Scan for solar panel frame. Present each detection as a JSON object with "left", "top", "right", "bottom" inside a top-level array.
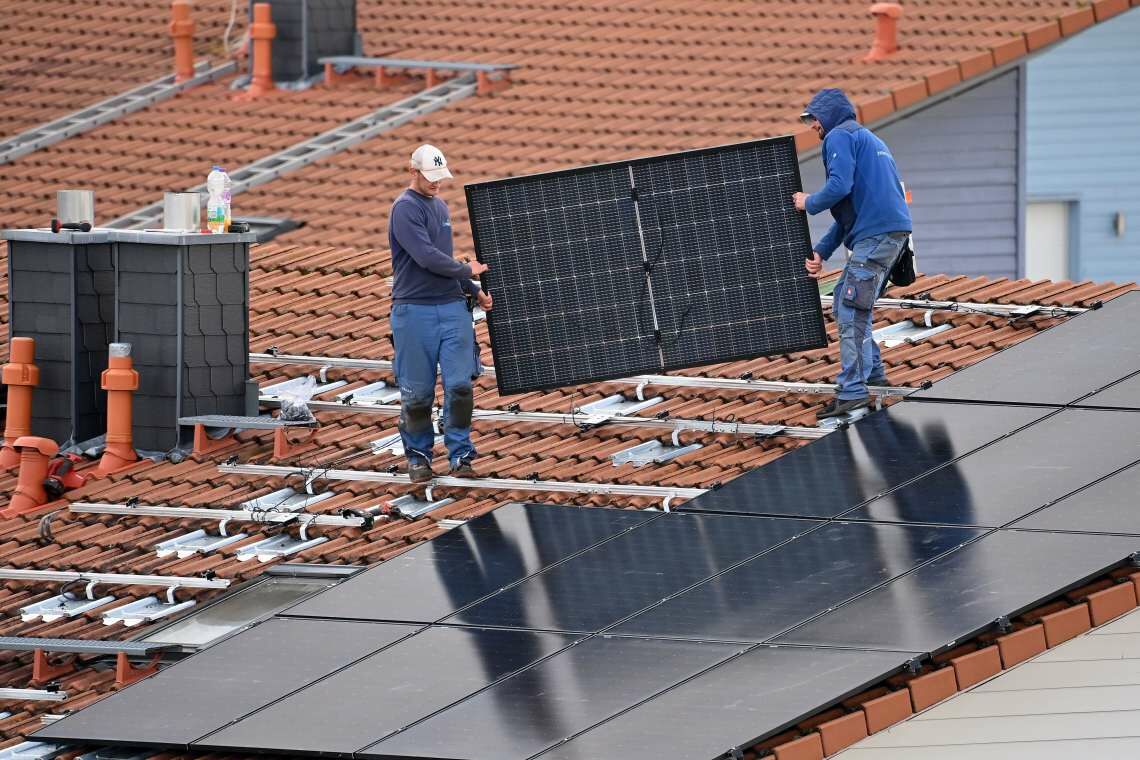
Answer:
[{"left": 466, "top": 136, "right": 827, "bottom": 395}]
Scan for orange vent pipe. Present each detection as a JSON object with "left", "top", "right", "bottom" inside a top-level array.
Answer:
[
  {"left": 1, "top": 337, "right": 39, "bottom": 469},
  {"left": 96, "top": 343, "right": 139, "bottom": 477},
  {"left": 170, "top": 0, "right": 196, "bottom": 82},
  {"left": 864, "top": 3, "right": 903, "bottom": 62},
  {"left": 244, "top": 3, "right": 277, "bottom": 99},
  {"left": 4, "top": 437, "right": 59, "bottom": 518}
]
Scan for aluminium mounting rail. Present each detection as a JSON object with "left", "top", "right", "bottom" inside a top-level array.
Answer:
[
  {"left": 0, "top": 61, "right": 236, "bottom": 165},
  {"left": 218, "top": 463, "right": 707, "bottom": 503},
  {"left": 249, "top": 352, "right": 913, "bottom": 398},
  {"left": 0, "top": 688, "right": 68, "bottom": 703},
  {"left": 69, "top": 502, "right": 371, "bottom": 527},
  {"left": 0, "top": 569, "right": 229, "bottom": 589},
  {"left": 259, "top": 395, "right": 830, "bottom": 440},
  {"left": 819, "top": 294, "right": 1089, "bottom": 317},
  {"left": 107, "top": 74, "right": 478, "bottom": 230}
]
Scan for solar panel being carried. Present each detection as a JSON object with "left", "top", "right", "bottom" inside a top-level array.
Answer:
[{"left": 466, "top": 136, "right": 826, "bottom": 394}]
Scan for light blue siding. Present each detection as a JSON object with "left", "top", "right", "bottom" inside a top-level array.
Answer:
[
  {"left": 1027, "top": 7, "right": 1140, "bottom": 282},
  {"left": 800, "top": 71, "right": 1021, "bottom": 279}
]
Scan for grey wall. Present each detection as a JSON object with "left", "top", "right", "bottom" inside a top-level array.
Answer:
[
  {"left": 1027, "top": 7, "right": 1140, "bottom": 282},
  {"left": 800, "top": 70, "right": 1021, "bottom": 279}
]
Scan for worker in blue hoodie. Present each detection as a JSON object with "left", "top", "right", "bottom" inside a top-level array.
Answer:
[
  {"left": 390, "top": 144, "right": 493, "bottom": 482},
  {"left": 792, "top": 88, "right": 912, "bottom": 419}
]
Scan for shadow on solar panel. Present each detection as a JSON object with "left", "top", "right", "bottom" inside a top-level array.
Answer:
[{"left": 466, "top": 136, "right": 827, "bottom": 395}]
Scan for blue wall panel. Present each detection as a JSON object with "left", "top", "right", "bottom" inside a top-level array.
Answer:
[{"left": 1026, "top": 7, "right": 1140, "bottom": 282}]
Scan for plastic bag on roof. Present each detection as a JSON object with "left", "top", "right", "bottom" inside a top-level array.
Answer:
[{"left": 278, "top": 376, "right": 318, "bottom": 422}]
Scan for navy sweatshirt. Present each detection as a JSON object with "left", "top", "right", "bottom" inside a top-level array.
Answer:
[{"left": 389, "top": 188, "right": 480, "bottom": 304}]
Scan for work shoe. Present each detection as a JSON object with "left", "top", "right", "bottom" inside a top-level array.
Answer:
[
  {"left": 866, "top": 373, "right": 890, "bottom": 387},
  {"left": 449, "top": 458, "right": 476, "bottom": 478},
  {"left": 407, "top": 460, "right": 433, "bottom": 483},
  {"left": 817, "top": 397, "right": 869, "bottom": 420}
]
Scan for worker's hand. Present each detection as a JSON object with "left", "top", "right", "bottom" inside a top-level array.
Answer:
[
  {"left": 477, "top": 290, "right": 493, "bottom": 311},
  {"left": 792, "top": 192, "right": 810, "bottom": 211},
  {"left": 468, "top": 260, "right": 489, "bottom": 276},
  {"left": 804, "top": 251, "right": 824, "bottom": 279}
]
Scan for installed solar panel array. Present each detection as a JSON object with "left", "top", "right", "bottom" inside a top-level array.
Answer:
[
  {"left": 38, "top": 295, "right": 1140, "bottom": 759},
  {"left": 466, "top": 137, "right": 826, "bottom": 394}
]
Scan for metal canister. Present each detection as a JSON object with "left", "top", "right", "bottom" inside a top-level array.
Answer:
[
  {"left": 163, "top": 192, "right": 201, "bottom": 231},
  {"left": 56, "top": 189, "right": 95, "bottom": 226}
]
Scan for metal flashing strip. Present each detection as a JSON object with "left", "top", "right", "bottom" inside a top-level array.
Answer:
[
  {"left": 262, "top": 396, "right": 830, "bottom": 440},
  {"left": 218, "top": 462, "right": 707, "bottom": 504},
  {"left": 249, "top": 352, "right": 912, "bottom": 399},
  {"left": 0, "top": 61, "right": 236, "bottom": 165},
  {"left": 0, "top": 569, "right": 230, "bottom": 589},
  {"left": 70, "top": 501, "right": 369, "bottom": 528},
  {"left": 108, "top": 75, "right": 478, "bottom": 229}
]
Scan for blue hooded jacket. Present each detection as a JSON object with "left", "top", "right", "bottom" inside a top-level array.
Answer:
[{"left": 803, "top": 89, "right": 912, "bottom": 260}]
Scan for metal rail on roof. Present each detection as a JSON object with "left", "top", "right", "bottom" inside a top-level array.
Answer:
[
  {"left": 0, "top": 569, "right": 229, "bottom": 589},
  {"left": 218, "top": 463, "right": 708, "bottom": 504},
  {"left": 0, "top": 688, "right": 68, "bottom": 703},
  {"left": 319, "top": 56, "right": 517, "bottom": 73},
  {"left": 0, "top": 637, "right": 171, "bottom": 656},
  {"left": 249, "top": 352, "right": 914, "bottom": 398},
  {"left": 259, "top": 396, "right": 830, "bottom": 440},
  {"left": 0, "top": 61, "right": 236, "bottom": 166},
  {"left": 108, "top": 74, "right": 478, "bottom": 229},
  {"left": 820, "top": 294, "right": 1089, "bottom": 317},
  {"left": 69, "top": 502, "right": 372, "bottom": 528}
]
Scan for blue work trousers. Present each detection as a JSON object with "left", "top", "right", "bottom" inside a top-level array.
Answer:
[
  {"left": 391, "top": 300, "right": 477, "bottom": 466},
  {"left": 833, "top": 232, "right": 909, "bottom": 400}
]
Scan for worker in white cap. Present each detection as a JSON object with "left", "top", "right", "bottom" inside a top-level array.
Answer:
[{"left": 388, "top": 144, "right": 492, "bottom": 483}]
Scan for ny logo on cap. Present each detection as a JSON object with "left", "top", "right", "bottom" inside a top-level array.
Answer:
[{"left": 433, "top": 155, "right": 444, "bottom": 167}]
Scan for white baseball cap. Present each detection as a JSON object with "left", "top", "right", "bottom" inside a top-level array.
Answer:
[{"left": 409, "top": 144, "right": 453, "bottom": 182}]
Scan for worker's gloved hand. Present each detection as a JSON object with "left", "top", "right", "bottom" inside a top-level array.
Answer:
[
  {"left": 477, "top": 290, "right": 493, "bottom": 311},
  {"left": 804, "top": 251, "right": 824, "bottom": 279},
  {"left": 792, "top": 192, "right": 810, "bottom": 211}
]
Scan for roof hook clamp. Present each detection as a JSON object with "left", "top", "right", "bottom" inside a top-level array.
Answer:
[
  {"left": 165, "top": 585, "right": 180, "bottom": 605},
  {"left": 84, "top": 580, "right": 100, "bottom": 601},
  {"left": 319, "top": 364, "right": 332, "bottom": 383},
  {"left": 635, "top": 381, "right": 648, "bottom": 402}
]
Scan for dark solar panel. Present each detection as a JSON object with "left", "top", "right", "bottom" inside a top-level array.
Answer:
[
  {"left": 447, "top": 512, "right": 817, "bottom": 633},
  {"left": 538, "top": 646, "right": 915, "bottom": 760},
  {"left": 679, "top": 401, "right": 1051, "bottom": 519},
  {"left": 774, "top": 529, "right": 1140, "bottom": 652},
  {"left": 1011, "top": 462, "right": 1140, "bottom": 535},
  {"left": 34, "top": 618, "right": 417, "bottom": 747},
  {"left": 1075, "top": 371, "right": 1140, "bottom": 410},
  {"left": 284, "top": 503, "right": 656, "bottom": 623},
  {"left": 910, "top": 291, "right": 1140, "bottom": 406},
  {"left": 359, "top": 635, "right": 739, "bottom": 760},
  {"left": 196, "top": 626, "right": 580, "bottom": 756},
  {"left": 843, "top": 408, "right": 1140, "bottom": 527},
  {"left": 613, "top": 521, "right": 979, "bottom": 643},
  {"left": 466, "top": 137, "right": 826, "bottom": 394}
]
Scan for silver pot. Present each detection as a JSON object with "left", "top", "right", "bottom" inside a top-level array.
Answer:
[
  {"left": 57, "top": 189, "right": 95, "bottom": 225},
  {"left": 163, "top": 192, "right": 201, "bottom": 231}
]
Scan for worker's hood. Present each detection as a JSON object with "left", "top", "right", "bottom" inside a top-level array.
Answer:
[{"left": 804, "top": 88, "right": 858, "bottom": 134}]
